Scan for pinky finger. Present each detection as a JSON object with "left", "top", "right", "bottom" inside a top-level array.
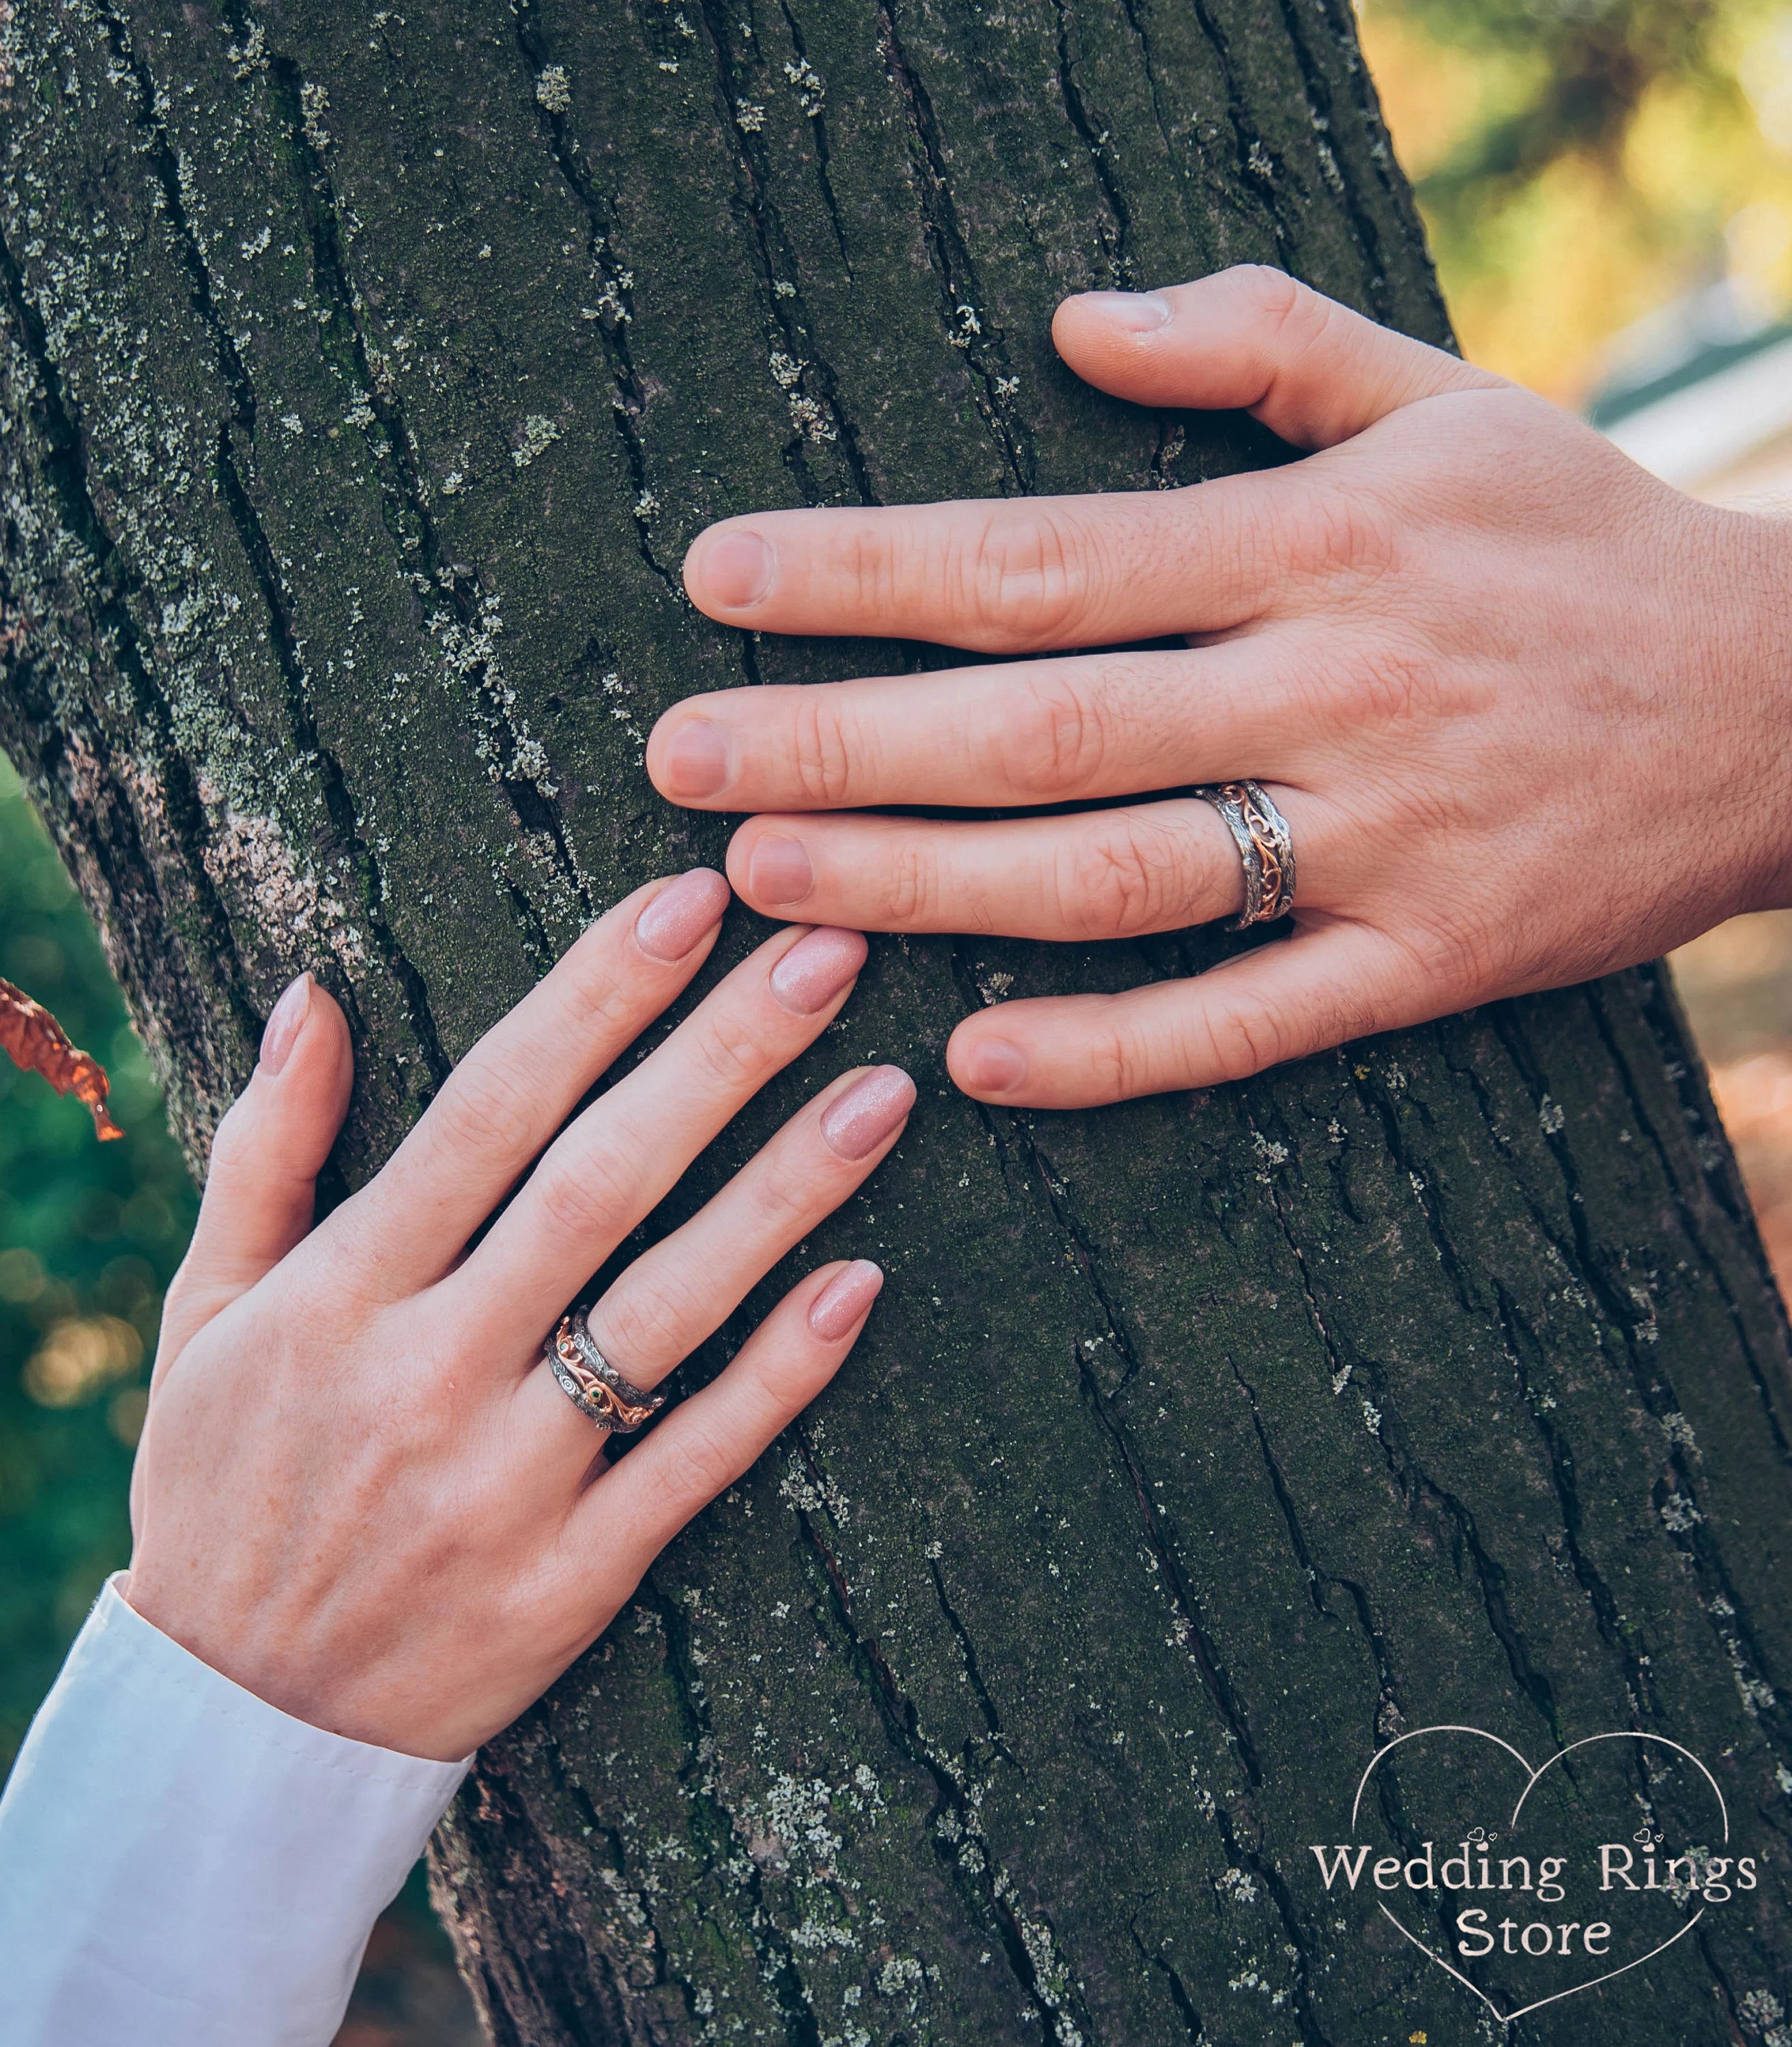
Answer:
[
  {"left": 946, "top": 924, "right": 1433, "bottom": 1106},
  {"left": 571, "top": 1259, "right": 883, "bottom": 1575}
]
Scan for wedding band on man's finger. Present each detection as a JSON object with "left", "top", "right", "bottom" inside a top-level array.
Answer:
[
  {"left": 1189, "top": 781, "right": 1297, "bottom": 929},
  {"left": 727, "top": 792, "right": 1320, "bottom": 942}
]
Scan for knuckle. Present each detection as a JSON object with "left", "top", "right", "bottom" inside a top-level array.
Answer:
[
  {"left": 848, "top": 524, "right": 898, "bottom": 615},
  {"left": 493, "top": 1560, "right": 573, "bottom": 1657},
  {"left": 792, "top": 694, "right": 858, "bottom": 807},
  {"left": 1376, "top": 758, "right": 1470, "bottom": 839},
  {"left": 1320, "top": 983, "right": 1385, "bottom": 1055},
  {"left": 1284, "top": 483, "right": 1399, "bottom": 583},
  {"left": 597, "top": 1277, "right": 692, "bottom": 1371},
  {"left": 1430, "top": 918, "right": 1501, "bottom": 992},
  {"left": 1198, "top": 989, "right": 1292, "bottom": 1083},
  {"left": 1063, "top": 815, "right": 1176, "bottom": 938},
  {"left": 156, "top": 1256, "right": 203, "bottom": 1336},
  {"left": 1334, "top": 491, "right": 1401, "bottom": 581},
  {"left": 884, "top": 837, "right": 940, "bottom": 927},
  {"left": 1341, "top": 645, "right": 1430, "bottom": 727},
  {"left": 661, "top": 1417, "right": 740, "bottom": 1511},
  {"left": 693, "top": 1006, "right": 770, "bottom": 1090},
  {"left": 1002, "top": 673, "right": 1111, "bottom": 794},
  {"left": 204, "top": 1093, "right": 258, "bottom": 1180},
  {"left": 741, "top": 1156, "right": 816, "bottom": 1236},
  {"left": 1192, "top": 979, "right": 1378, "bottom": 1085},
  {"left": 530, "top": 1144, "right": 642, "bottom": 1247},
  {"left": 431, "top": 1457, "right": 508, "bottom": 1534},
  {"left": 162, "top": 1249, "right": 197, "bottom": 1305},
  {"left": 1291, "top": 641, "right": 1434, "bottom": 736},
  {"left": 959, "top": 508, "right": 1093, "bottom": 650},
  {"left": 553, "top": 940, "right": 651, "bottom": 1046},
  {"left": 1089, "top": 1021, "right": 1145, "bottom": 1103},
  {"left": 1389, "top": 908, "right": 1503, "bottom": 997},
  {"left": 745, "top": 1344, "right": 823, "bottom": 1414},
  {"left": 432, "top": 1054, "right": 536, "bottom": 1157},
  {"left": 1246, "top": 265, "right": 1331, "bottom": 357}
]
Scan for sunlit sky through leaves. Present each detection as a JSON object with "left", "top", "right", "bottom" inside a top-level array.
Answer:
[{"left": 1362, "top": 0, "right": 1792, "bottom": 403}]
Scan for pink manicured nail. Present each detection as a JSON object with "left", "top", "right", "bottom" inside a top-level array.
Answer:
[
  {"left": 820, "top": 1065, "right": 916, "bottom": 1160},
  {"left": 660, "top": 716, "right": 733, "bottom": 798},
  {"left": 259, "top": 973, "right": 313, "bottom": 1076},
  {"left": 770, "top": 927, "right": 867, "bottom": 1014},
  {"left": 635, "top": 868, "right": 730, "bottom": 962},
  {"left": 748, "top": 834, "right": 815, "bottom": 906},
  {"left": 1080, "top": 290, "right": 1171, "bottom": 332},
  {"left": 963, "top": 1036, "right": 1028, "bottom": 1094},
  {"left": 696, "top": 527, "right": 775, "bottom": 609},
  {"left": 809, "top": 1259, "right": 884, "bottom": 1339}
]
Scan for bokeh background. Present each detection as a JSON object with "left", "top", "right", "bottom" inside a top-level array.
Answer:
[
  {"left": 5, "top": 3, "right": 1792, "bottom": 2038},
  {"left": 1364, "top": 0, "right": 1792, "bottom": 409}
]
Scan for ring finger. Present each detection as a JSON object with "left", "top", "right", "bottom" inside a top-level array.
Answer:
[
  {"left": 512, "top": 1060, "right": 915, "bottom": 1469},
  {"left": 725, "top": 789, "right": 1338, "bottom": 941}
]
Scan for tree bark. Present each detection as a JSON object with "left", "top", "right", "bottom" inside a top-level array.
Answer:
[{"left": 4, "top": 1, "right": 1792, "bottom": 2042}]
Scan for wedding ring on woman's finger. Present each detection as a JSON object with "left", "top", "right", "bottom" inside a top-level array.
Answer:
[
  {"left": 546, "top": 1307, "right": 666, "bottom": 1434},
  {"left": 1191, "top": 781, "right": 1297, "bottom": 930}
]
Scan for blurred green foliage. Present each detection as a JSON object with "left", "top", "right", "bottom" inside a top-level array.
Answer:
[
  {"left": 1364, "top": 0, "right": 1792, "bottom": 398},
  {"left": 0, "top": 759, "right": 472, "bottom": 2018},
  {"left": 0, "top": 751, "right": 197, "bottom": 1773}
]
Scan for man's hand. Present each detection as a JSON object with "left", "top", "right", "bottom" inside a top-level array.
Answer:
[{"left": 648, "top": 265, "right": 1792, "bottom": 1107}]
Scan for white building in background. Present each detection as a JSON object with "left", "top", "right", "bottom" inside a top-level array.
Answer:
[{"left": 1591, "top": 289, "right": 1792, "bottom": 507}]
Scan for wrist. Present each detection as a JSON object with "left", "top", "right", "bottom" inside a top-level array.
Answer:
[
  {"left": 116, "top": 1568, "right": 298, "bottom": 1725},
  {"left": 1720, "top": 505, "right": 1792, "bottom": 914},
  {"left": 1671, "top": 499, "right": 1792, "bottom": 917},
  {"left": 121, "top": 1565, "right": 481, "bottom": 1762},
  {"left": 119, "top": 1567, "right": 349, "bottom": 1750}
]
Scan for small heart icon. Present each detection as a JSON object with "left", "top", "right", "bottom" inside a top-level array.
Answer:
[{"left": 1335, "top": 1726, "right": 1731, "bottom": 2023}]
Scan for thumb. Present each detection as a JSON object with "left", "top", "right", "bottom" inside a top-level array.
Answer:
[
  {"left": 154, "top": 972, "right": 353, "bottom": 1375},
  {"left": 1052, "top": 265, "right": 1501, "bottom": 451}
]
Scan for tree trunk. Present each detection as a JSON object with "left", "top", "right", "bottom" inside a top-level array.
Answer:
[{"left": 5, "top": 0, "right": 1792, "bottom": 2041}]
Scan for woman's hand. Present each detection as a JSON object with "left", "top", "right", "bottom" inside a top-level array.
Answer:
[
  {"left": 648, "top": 265, "right": 1792, "bottom": 1107},
  {"left": 125, "top": 872, "right": 912, "bottom": 1761}
]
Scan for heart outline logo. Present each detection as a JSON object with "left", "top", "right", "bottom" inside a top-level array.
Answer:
[{"left": 1348, "top": 1726, "right": 1729, "bottom": 2024}]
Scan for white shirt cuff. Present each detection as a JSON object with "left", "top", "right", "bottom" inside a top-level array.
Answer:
[{"left": 0, "top": 1573, "right": 470, "bottom": 2047}]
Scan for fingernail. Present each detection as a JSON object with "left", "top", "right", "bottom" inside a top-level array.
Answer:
[
  {"left": 660, "top": 716, "right": 733, "bottom": 799},
  {"left": 1080, "top": 289, "right": 1172, "bottom": 332},
  {"left": 963, "top": 1036, "right": 1028, "bottom": 1094},
  {"left": 809, "top": 1259, "right": 884, "bottom": 1339},
  {"left": 697, "top": 528, "right": 775, "bottom": 609},
  {"left": 635, "top": 868, "right": 730, "bottom": 962},
  {"left": 748, "top": 833, "right": 814, "bottom": 906},
  {"left": 259, "top": 973, "right": 313, "bottom": 1077},
  {"left": 770, "top": 926, "right": 868, "bottom": 1013},
  {"left": 820, "top": 1064, "right": 916, "bottom": 1160}
]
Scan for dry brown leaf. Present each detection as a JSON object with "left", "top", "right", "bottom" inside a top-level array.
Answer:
[{"left": 0, "top": 975, "right": 125, "bottom": 1139}]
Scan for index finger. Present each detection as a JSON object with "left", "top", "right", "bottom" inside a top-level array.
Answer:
[{"left": 681, "top": 479, "right": 1277, "bottom": 654}]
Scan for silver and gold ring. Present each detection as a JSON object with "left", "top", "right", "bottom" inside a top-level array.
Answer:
[
  {"left": 1192, "top": 781, "right": 1297, "bottom": 931},
  {"left": 547, "top": 1307, "right": 666, "bottom": 1434}
]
